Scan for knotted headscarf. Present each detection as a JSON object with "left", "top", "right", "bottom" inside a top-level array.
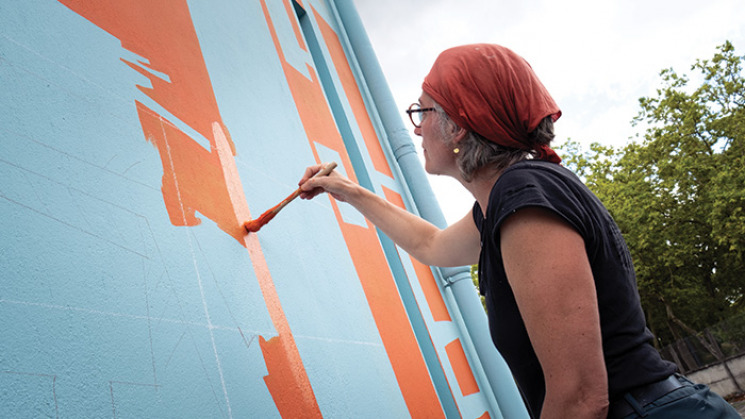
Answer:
[{"left": 422, "top": 44, "right": 562, "bottom": 163}]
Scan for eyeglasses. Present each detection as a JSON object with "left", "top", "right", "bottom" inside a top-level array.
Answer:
[{"left": 406, "top": 103, "right": 436, "bottom": 128}]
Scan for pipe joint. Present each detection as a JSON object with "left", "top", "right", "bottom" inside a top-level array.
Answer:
[{"left": 440, "top": 267, "right": 473, "bottom": 288}]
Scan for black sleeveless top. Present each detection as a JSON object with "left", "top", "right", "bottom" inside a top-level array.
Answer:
[{"left": 473, "top": 160, "right": 676, "bottom": 418}]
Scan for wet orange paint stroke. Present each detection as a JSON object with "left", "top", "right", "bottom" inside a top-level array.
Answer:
[
  {"left": 242, "top": 230, "right": 320, "bottom": 419},
  {"left": 262, "top": 1, "right": 445, "bottom": 416},
  {"left": 218, "top": 120, "right": 321, "bottom": 418},
  {"left": 136, "top": 103, "right": 248, "bottom": 242},
  {"left": 59, "top": 1, "right": 322, "bottom": 417}
]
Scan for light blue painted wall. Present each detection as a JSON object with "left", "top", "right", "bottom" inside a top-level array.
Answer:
[{"left": 0, "top": 0, "right": 511, "bottom": 418}]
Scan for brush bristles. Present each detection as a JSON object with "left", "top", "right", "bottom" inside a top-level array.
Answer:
[{"left": 244, "top": 207, "right": 279, "bottom": 233}]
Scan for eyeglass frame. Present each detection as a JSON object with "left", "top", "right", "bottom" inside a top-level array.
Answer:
[{"left": 405, "top": 103, "right": 437, "bottom": 128}]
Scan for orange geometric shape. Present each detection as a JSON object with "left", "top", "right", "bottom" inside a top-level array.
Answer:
[
  {"left": 136, "top": 103, "right": 247, "bottom": 243},
  {"left": 313, "top": 6, "right": 393, "bottom": 179},
  {"left": 445, "top": 338, "right": 480, "bottom": 397},
  {"left": 381, "top": 186, "right": 452, "bottom": 323},
  {"left": 59, "top": 0, "right": 226, "bottom": 145}
]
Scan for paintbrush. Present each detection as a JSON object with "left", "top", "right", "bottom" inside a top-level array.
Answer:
[{"left": 244, "top": 161, "right": 338, "bottom": 233}]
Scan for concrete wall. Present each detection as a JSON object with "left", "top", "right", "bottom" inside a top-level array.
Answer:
[
  {"left": 0, "top": 0, "right": 524, "bottom": 418},
  {"left": 688, "top": 355, "right": 745, "bottom": 399}
]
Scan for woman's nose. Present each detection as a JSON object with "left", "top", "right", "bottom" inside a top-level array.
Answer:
[{"left": 414, "top": 126, "right": 422, "bottom": 136}]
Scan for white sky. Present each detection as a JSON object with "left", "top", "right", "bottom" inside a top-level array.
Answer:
[{"left": 353, "top": 0, "right": 745, "bottom": 224}]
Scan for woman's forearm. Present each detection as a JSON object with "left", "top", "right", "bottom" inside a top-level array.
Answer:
[
  {"left": 343, "top": 184, "right": 442, "bottom": 263},
  {"left": 300, "top": 167, "right": 480, "bottom": 267}
]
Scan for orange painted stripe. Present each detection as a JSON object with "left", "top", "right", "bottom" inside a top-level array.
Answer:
[
  {"left": 325, "top": 218, "right": 446, "bottom": 418},
  {"left": 245, "top": 235, "right": 322, "bottom": 419},
  {"left": 282, "top": 0, "right": 307, "bottom": 52},
  {"left": 313, "top": 6, "right": 393, "bottom": 179},
  {"left": 262, "top": 1, "right": 444, "bottom": 417},
  {"left": 409, "top": 259, "right": 452, "bottom": 322},
  {"left": 380, "top": 186, "right": 451, "bottom": 322},
  {"left": 445, "top": 339, "right": 480, "bottom": 397}
]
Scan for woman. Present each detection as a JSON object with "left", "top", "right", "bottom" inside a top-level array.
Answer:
[{"left": 299, "top": 44, "right": 738, "bottom": 419}]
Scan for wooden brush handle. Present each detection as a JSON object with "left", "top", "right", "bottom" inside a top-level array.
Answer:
[
  {"left": 314, "top": 161, "right": 338, "bottom": 178},
  {"left": 274, "top": 161, "right": 338, "bottom": 212},
  {"left": 244, "top": 162, "right": 338, "bottom": 233}
]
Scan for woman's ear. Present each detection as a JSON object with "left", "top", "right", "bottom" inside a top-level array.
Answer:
[{"left": 452, "top": 125, "right": 468, "bottom": 144}]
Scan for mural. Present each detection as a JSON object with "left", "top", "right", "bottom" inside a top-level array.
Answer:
[{"left": 0, "top": 0, "right": 524, "bottom": 417}]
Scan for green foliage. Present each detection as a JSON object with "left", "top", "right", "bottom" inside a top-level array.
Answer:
[
  {"left": 471, "top": 265, "right": 486, "bottom": 312},
  {"left": 559, "top": 42, "right": 745, "bottom": 346},
  {"left": 710, "top": 311, "right": 745, "bottom": 357}
]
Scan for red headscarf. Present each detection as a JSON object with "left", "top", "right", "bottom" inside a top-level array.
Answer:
[{"left": 422, "top": 44, "right": 562, "bottom": 163}]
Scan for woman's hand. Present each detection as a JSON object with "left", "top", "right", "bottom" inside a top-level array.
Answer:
[{"left": 298, "top": 163, "right": 353, "bottom": 202}]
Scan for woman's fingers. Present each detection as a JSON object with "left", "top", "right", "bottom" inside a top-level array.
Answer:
[
  {"left": 298, "top": 164, "right": 325, "bottom": 187},
  {"left": 298, "top": 165, "right": 350, "bottom": 202},
  {"left": 299, "top": 164, "right": 331, "bottom": 200}
]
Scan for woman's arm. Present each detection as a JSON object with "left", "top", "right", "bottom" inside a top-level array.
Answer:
[
  {"left": 500, "top": 207, "right": 609, "bottom": 418},
  {"left": 299, "top": 163, "right": 480, "bottom": 267}
]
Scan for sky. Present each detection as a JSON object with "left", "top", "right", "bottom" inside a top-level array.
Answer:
[{"left": 353, "top": 0, "right": 745, "bottom": 224}]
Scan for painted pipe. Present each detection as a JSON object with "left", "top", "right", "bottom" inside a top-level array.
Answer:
[{"left": 332, "top": 1, "right": 528, "bottom": 418}]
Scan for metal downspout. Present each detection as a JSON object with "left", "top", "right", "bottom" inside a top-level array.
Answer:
[{"left": 331, "top": 1, "right": 529, "bottom": 418}]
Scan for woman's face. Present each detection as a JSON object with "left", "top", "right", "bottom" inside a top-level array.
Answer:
[{"left": 416, "top": 93, "right": 456, "bottom": 176}]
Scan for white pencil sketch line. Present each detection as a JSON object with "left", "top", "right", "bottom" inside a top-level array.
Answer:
[
  {"left": 53, "top": 374, "right": 59, "bottom": 419},
  {"left": 0, "top": 298, "right": 243, "bottom": 332},
  {"left": 159, "top": 117, "right": 232, "bottom": 419},
  {"left": 143, "top": 257, "right": 158, "bottom": 388},
  {"left": 293, "top": 334, "right": 385, "bottom": 348}
]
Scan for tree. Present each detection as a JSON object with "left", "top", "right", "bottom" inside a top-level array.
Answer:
[
  {"left": 560, "top": 42, "right": 745, "bottom": 346},
  {"left": 471, "top": 265, "right": 486, "bottom": 311}
]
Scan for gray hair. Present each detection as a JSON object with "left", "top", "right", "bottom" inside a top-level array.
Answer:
[{"left": 433, "top": 103, "right": 555, "bottom": 182}]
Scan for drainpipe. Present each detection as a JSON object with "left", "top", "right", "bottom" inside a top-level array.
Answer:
[{"left": 331, "top": 2, "right": 528, "bottom": 418}]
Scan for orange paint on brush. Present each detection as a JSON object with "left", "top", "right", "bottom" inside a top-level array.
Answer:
[
  {"left": 244, "top": 205, "right": 280, "bottom": 233},
  {"left": 244, "top": 162, "right": 337, "bottom": 233}
]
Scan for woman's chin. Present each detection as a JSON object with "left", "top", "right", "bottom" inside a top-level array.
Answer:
[
  {"left": 423, "top": 156, "right": 447, "bottom": 176},
  {"left": 424, "top": 167, "right": 444, "bottom": 177}
]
